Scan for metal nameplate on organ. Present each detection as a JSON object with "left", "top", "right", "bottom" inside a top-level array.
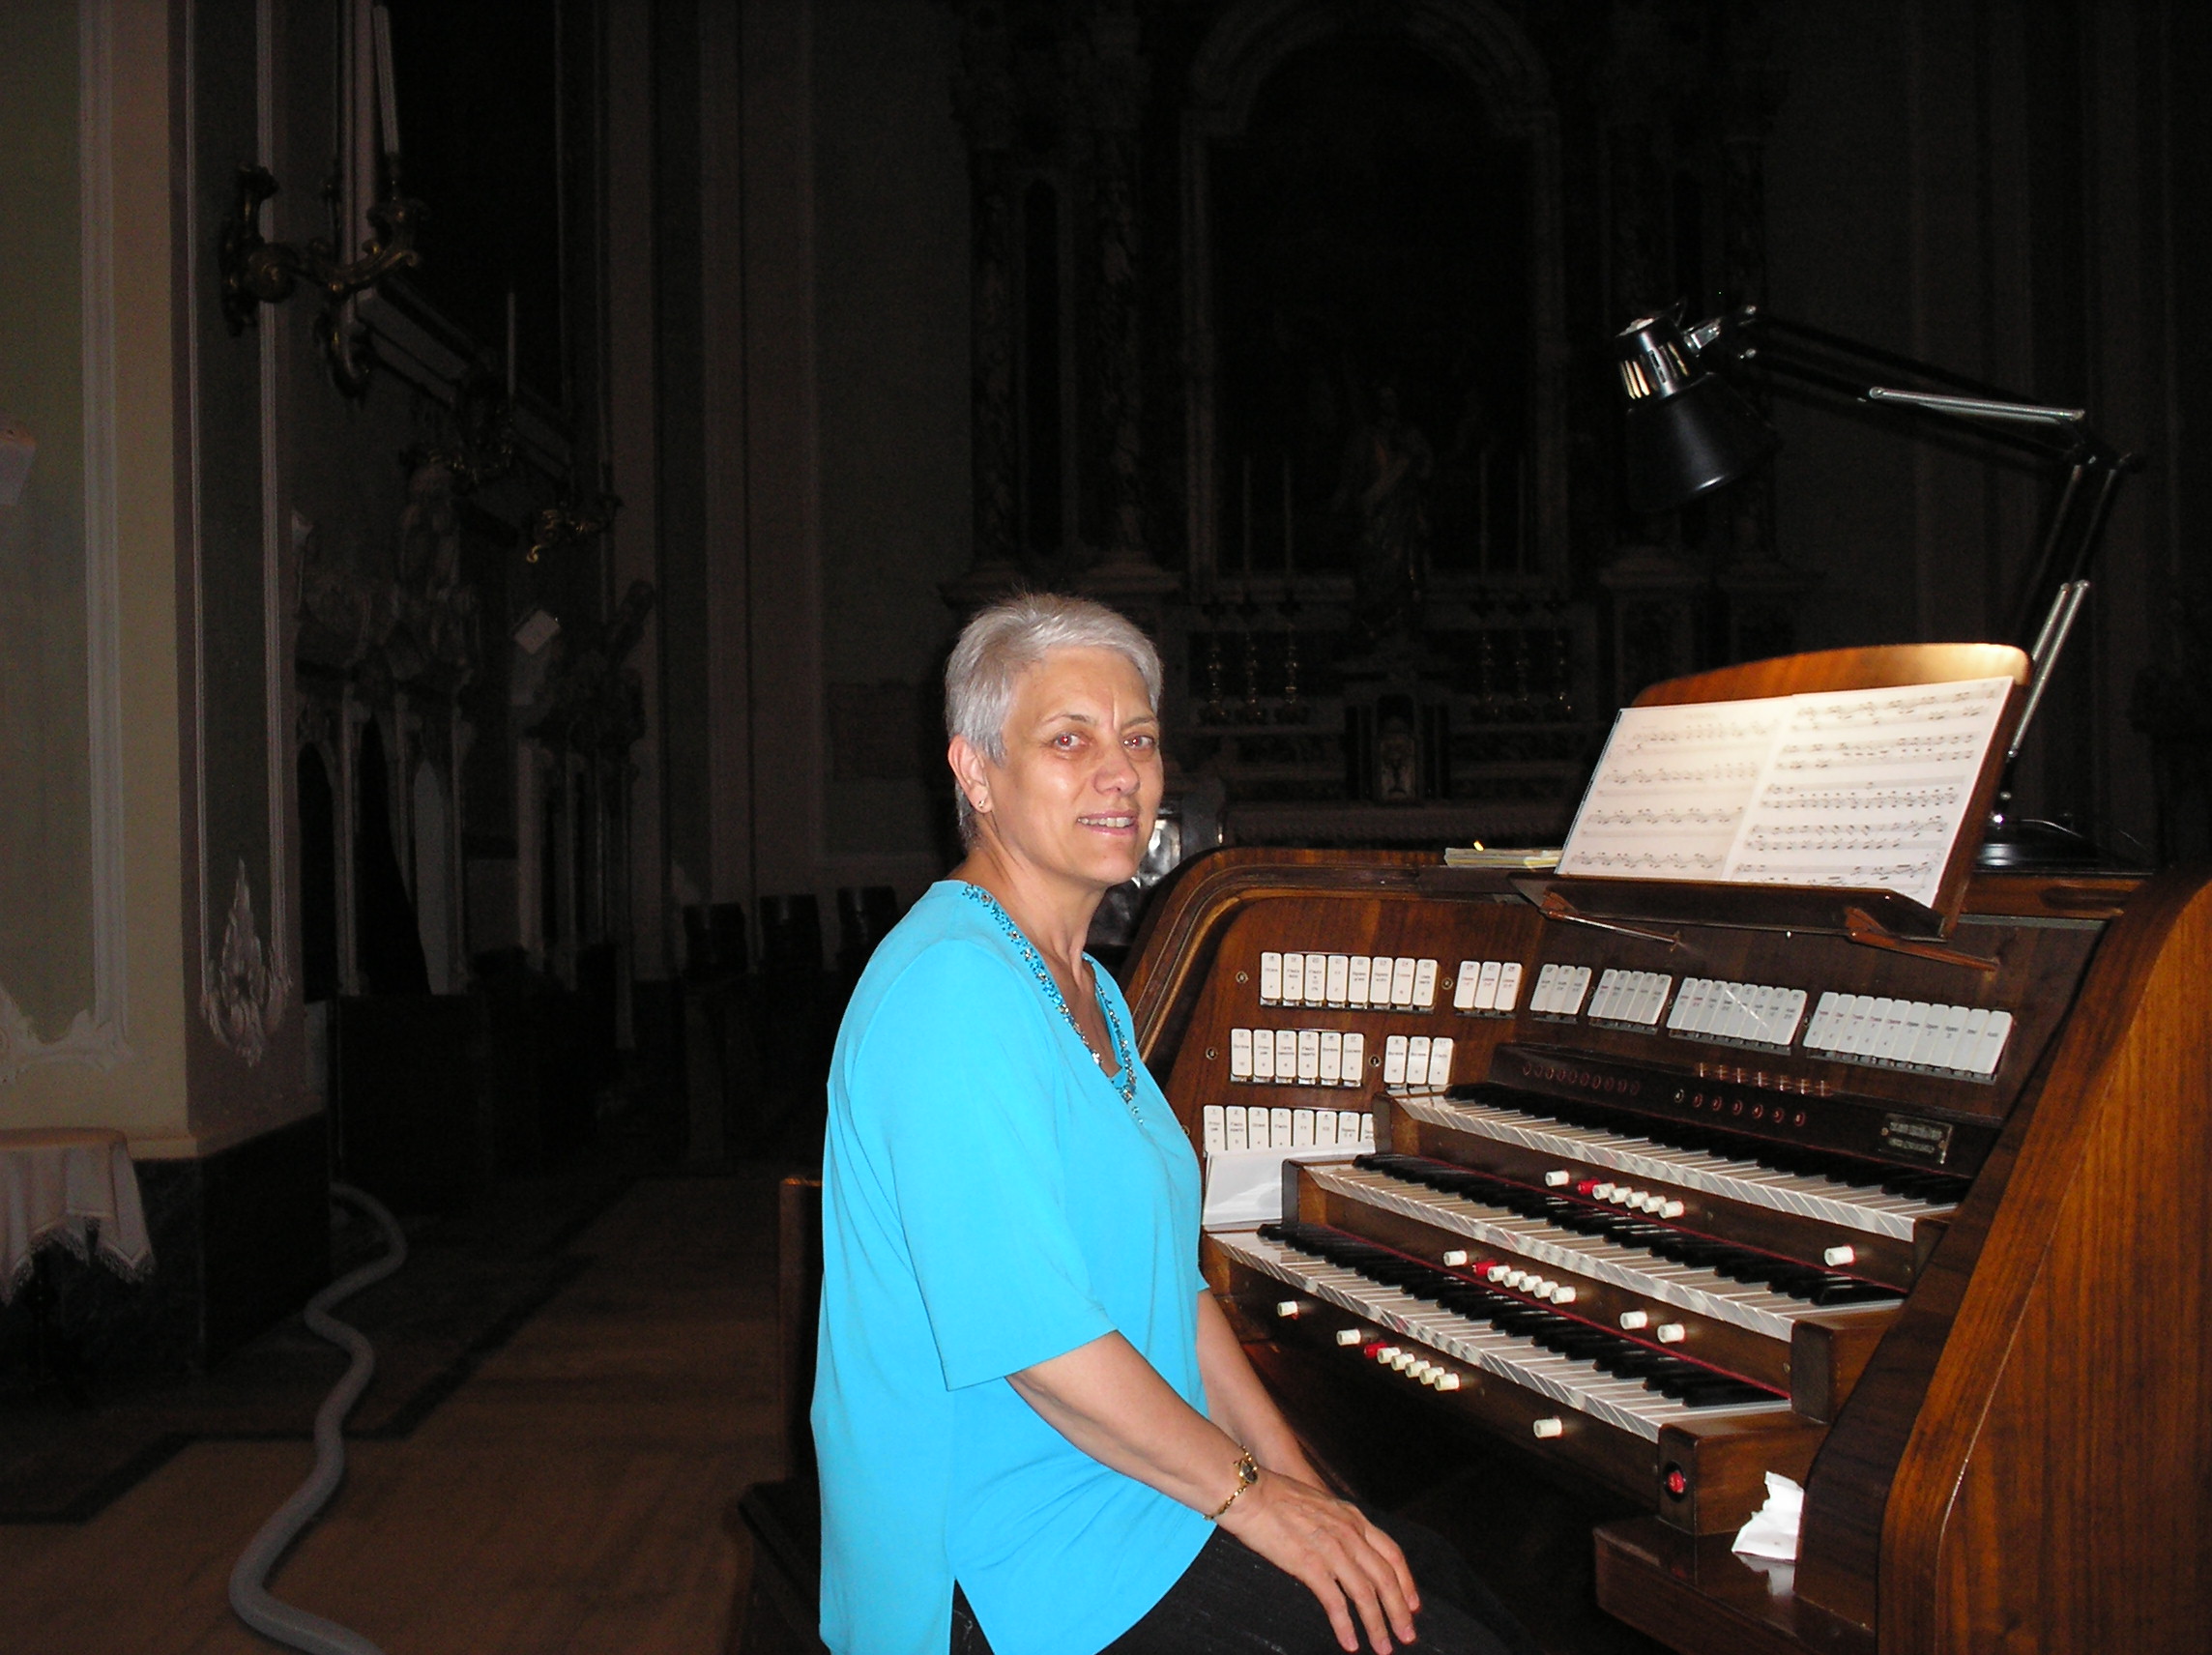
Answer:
[{"left": 1877, "top": 1113, "right": 1955, "bottom": 1167}]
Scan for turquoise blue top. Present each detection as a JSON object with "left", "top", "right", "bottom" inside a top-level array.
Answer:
[{"left": 811, "top": 882, "right": 1212, "bottom": 1655}]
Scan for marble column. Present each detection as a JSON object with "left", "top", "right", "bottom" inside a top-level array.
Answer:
[{"left": 1079, "top": 3, "right": 1171, "bottom": 594}]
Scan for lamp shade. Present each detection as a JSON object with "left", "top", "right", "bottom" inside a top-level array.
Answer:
[{"left": 1615, "top": 312, "right": 1778, "bottom": 513}]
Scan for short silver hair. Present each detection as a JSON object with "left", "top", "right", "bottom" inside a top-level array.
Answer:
[{"left": 945, "top": 593, "right": 1164, "bottom": 844}]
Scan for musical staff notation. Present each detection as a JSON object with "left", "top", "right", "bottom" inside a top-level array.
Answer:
[{"left": 1558, "top": 677, "right": 2013, "bottom": 908}]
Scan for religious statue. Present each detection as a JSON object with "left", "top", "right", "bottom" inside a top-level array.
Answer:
[{"left": 1334, "top": 382, "right": 1433, "bottom": 646}]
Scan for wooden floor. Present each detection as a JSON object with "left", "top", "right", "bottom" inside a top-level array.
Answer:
[{"left": 0, "top": 1174, "right": 789, "bottom": 1655}]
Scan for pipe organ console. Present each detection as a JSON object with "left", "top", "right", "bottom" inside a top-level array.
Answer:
[{"left": 1125, "top": 848, "right": 2212, "bottom": 1655}]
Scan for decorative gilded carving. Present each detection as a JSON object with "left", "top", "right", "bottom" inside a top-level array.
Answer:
[{"left": 200, "top": 858, "right": 288, "bottom": 1065}]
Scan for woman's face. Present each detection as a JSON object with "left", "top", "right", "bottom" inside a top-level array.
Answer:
[{"left": 959, "top": 646, "right": 1164, "bottom": 894}]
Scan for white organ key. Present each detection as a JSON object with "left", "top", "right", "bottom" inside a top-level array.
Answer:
[
  {"left": 1307, "top": 1165, "right": 1819, "bottom": 1338},
  {"left": 1251, "top": 1030, "right": 1276, "bottom": 1083},
  {"left": 1528, "top": 963, "right": 1559, "bottom": 1013},
  {"left": 1274, "top": 1030, "right": 1296, "bottom": 1078},
  {"left": 1230, "top": 1230, "right": 1795, "bottom": 1451},
  {"left": 1315, "top": 1109, "right": 1338, "bottom": 1147},
  {"left": 1474, "top": 960, "right": 1501, "bottom": 1011},
  {"left": 1868, "top": 1000, "right": 1908, "bottom": 1061},
  {"left": 1427, "top": 1036, "right": 1455, "bottom": 1088},
  {"left": 1805, "top": 990, "right": 1844, "bottom": 1050},
  {"left": 1247, "top": 1105, "right": 1270, "bottom": 1148},
  {"left": 1716, "top": 982, "right": 1753, "bottom": 1043},
  {"left": 1562, "top": 966, "right": 1593, "bottom": 1016},
  {"left": 1296, "top": 1031, "right": 1322, "bottom": 1085},
  {"left": 1614, "top": 971, "right": 1643, "bottom": 1021},
  {"left": 1338, "top": 1111, "right": 1362, "bottom": 1145},
  {"left": 1923, "top": 1003, "right": 1968, "bottom": 1072},
  {"left": 1326, "top": 954, "right": 1351, "bottom": 1004},
  {"left": 1348, "top": 955, "right": 1373, "bottom": 1005},
  {"left": 1270, "top": 1106, "right": 1293, "bottom": 1145},
  {"left": 1293, "top": 1108, "right": 1315, "bottom": 1147},
  {"left": 1280, "top": 952, "right": 1304, "bottom": 1005},
  {"left": 1494, "top": 962, "right": 1523, "bottom": 1011},
  {"left": 1858, "top": 998, "right": 1896, "bottom": 1058},
  {"left": 1370, "top": 957, "right": 1394, "bottom": 1007},
  {"left": 1225, "top": 1107, "right": 1248, "bottom": 1149},
  {"left": 1776, "top": 987, "right": 1808, "bottom": 1045},
  {"left": 1589, "top": 970, "right": 1622, "bottom": 1022},
  {"left": 1383, "top": 1034, "right": 1409, "bottom": 1086},
  {"left": 1454, "top": 962, "right": 1481, "bottom": 1011},
  {"left": 1898, "top": 1004, "right": 1941, "bottom": 1068},
  {"left": 1624, "top": 972, "right": 1654, "bottom": 1023},
  {"left": 1202, "top": 1105, "right": 1226, "bottom": 1152},
  {"left": 1828, "top": 995, "right": 1865, "bottom": 1054},
  {"left": 1971, "top": 1009, "right": 2013, "bottom": 1076},
  {"left": 1413, "top": 958, "right": 1440, "bottom": 1009},
  {"left": 1304, "top": 953, "right": 1328, "bottom": 1007},
  {"left": 1319, "top": 1031, "right": 1343, "bottom": 1086},
  {"left": 1392, "top": 1092, "right": 1955, "bottom": 1240},
  {"left": 1667, "top": 978, "right": 1703, "bottom": 1032},
  {"left": 1259, "top": 952, "right": 1283, "bottom": 1004},
  {"left": 1390, "top": 957, "right": 1418, "bottom": 1008},
  {"left": 1359, "top": 1113, "right": 1374, "bottom": 1144},
  {"left": 1229, "top": 1028, "right": 1254, "bottom": 1080},
  {"left": 1406, "top": 1037, "right": 1431, "bottom": 1085},
  {"left": 1341, "top": 1031, "right": 1365, "bottom": 1083}
]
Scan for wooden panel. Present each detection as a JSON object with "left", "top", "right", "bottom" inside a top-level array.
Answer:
[
  {"left": 1901, "top": 869, "right": 2212, "bottom": 1650},
  {"left": 1139, "top": 849, "right": 2207, "bottom": 1653},
  {"left": 1595, "top": 1518, "right": 1876, "bottom": 1655},
  {"left": 1791, "top": 867, "right": 2212, "bottom": 1644},
  {"left": 1629, "top": 644, "right": 2028, "bottom": 707}
]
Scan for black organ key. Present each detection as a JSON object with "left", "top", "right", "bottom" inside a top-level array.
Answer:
[
  {"left": 1353, "top": 1154, "right": 1897, "bottom": 1306},
  {"left": 1451, "top": 1083, "right": 1974, "bottom": 1207},
  {"left": 1258, "top": 1219, "right": 1786, "bottom": 1409}
]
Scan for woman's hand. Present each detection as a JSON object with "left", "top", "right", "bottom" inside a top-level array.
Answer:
[{"left": 1217, "top": 1468, "right": 1419, "bottom": 1654}]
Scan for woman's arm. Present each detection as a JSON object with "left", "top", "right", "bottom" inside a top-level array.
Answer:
[
  {"left": 1009, "top": 1330, "right": 1419, "bottom": 1655},
  {"left": 1193, "top": 1289, "right": 1322, "bottom": 1485}
]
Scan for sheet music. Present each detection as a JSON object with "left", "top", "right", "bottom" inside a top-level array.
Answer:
[
  {"left": 1559, "top": 678, "right": 2014, "bottom": 909},
  {"left": 1557, "top": 697, "right": 1784, "bottom": 879}
]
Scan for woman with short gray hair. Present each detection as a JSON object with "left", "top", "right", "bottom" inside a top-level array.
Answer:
[{"left": 812, "top": 593, "right": 1527, "bottom": 1655}]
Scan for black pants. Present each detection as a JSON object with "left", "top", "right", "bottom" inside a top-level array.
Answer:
[{"left": 949, "top": 1509, "right": 1540, "bottom": 1655}]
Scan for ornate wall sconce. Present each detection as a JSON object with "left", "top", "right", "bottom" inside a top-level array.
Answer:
[
  {"left": 526, "top": 493, "right": 621, "bottom": 565},
  {"left": 218, "top": 161, "right": 422, "bottom": 397}
]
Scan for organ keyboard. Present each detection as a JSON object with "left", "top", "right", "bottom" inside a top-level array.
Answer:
[{"left": 1124, "top": 844, "right": 2212, "bottom": 1654}]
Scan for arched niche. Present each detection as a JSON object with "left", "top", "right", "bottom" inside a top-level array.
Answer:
[{"left": 1181, "top": 0, "right": 1568, "bottom": 589}]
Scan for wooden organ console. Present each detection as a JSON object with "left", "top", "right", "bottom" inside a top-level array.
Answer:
[{"left": 1123, "top": 657, "right": 2212, "bottom": 1654}]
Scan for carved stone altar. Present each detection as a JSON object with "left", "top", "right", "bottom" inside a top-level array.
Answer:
[{"left": 944, "top": 0, "right": 1802, "bottom": 848}]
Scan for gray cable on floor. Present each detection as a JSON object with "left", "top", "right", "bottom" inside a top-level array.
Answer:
[{"left": 228, "top": 1182, "right": 408, "bottom": 1655}]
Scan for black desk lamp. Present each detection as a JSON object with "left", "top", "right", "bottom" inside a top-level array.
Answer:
[{"left": 1613, "top": 305, "right": 2139, "bottom": 868}]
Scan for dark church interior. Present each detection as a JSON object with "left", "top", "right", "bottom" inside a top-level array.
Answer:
[{"left": 4, "top": 0, "right": 2209, "bottom": 1650}]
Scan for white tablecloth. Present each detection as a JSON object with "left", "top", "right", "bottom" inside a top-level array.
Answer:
[{"left": 0, "top": 1128, "right": 155, "bottom": 1306}]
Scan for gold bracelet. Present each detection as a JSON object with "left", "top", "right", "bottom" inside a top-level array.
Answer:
[{"left": 1207, "top": 1451, "right": 1260, "bottom": 1521}]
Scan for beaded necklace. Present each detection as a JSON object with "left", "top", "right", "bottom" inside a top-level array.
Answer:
[{"left": 959, "top": 884, "right": 1142, "bottom": 1120}]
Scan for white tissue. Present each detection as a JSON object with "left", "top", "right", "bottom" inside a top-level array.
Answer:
[{"left": 1731, "top": 1471, "right": 1804, "bottom": 1561}]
